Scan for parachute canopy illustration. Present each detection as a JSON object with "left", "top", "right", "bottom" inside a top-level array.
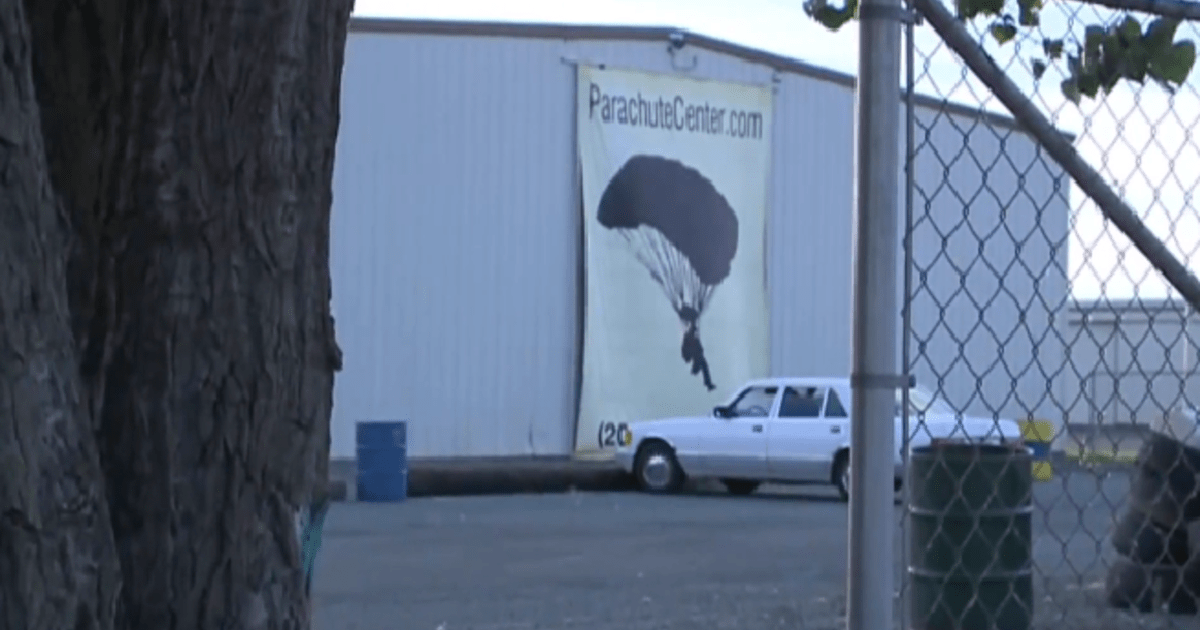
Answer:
[
  {"left": 596, "top": 154, "right": 739, "bottom": 324},
  {"left": 596, "top": 154, "right": 739, "bottom": 392}
]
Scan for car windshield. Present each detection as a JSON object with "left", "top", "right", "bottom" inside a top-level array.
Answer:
[{"left": 896, "top": 385, "right": 954, "bottom": 417}]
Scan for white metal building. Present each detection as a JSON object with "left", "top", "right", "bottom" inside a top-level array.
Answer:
[
  {"left": 329, "top": 17, "right": 1072, "bottom": 460},
  {"left": 1064, "top": 298, "right": 1200, "bottom": 427}
]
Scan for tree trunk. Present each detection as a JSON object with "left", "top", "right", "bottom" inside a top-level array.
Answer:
[
  {"left": 0, "top": 0, "right": 122, "bottom": 628},
  {"left": 3, "top": 0, "right": 351, "bottom": 627}
]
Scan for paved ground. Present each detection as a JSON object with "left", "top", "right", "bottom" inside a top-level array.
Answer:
[{"left": 313, "top": 469, "right": 1186, "bottom": 630}]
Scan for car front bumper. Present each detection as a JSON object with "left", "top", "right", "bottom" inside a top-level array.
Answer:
[{"left": 614, "top": 448, "right": 636, "bottom": 474}]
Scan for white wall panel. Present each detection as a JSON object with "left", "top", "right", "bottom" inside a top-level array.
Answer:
[
  {"left": 331, "top": 34, "right": 580, "bottom": 458},
  {"left": 766, "top": 77, "right": 857, "bottom": 379}
]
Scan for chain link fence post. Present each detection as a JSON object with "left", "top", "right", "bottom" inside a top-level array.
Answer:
[
  {"left": 899, "top": 3, "right": 921, "bottom": 628},
  {"left": 848, "top": 0, "right": 906, "bottom": 626}
]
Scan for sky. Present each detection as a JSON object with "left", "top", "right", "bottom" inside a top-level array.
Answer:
[{"left": 353, "top": 0, "right": 1200, "bottom": 302}]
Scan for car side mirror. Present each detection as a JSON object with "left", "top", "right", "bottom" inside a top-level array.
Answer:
[{"left": 713, "top": 406, "right": 729, "bottom": 418}]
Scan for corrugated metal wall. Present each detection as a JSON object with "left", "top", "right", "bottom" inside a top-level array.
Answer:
[
  {"left": 331, "top": 33, "right": 581, "bottom": 459},
  {"left": 907, "top": 109, "right": 1071, "bottom": 433},
  {"left": 329, "top": 26, "right": 1071, "bottom": 459}
]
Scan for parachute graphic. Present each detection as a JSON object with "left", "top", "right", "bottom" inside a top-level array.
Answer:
[{"left": 596, "top": 154, "right": 739, "bottom": 392}]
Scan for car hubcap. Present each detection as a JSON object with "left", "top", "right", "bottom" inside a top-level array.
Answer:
[
  {"left": 842, "top": 465, "right": 851, "bottom": 493},
  {"left": 643, "top": 453, "right": 670, "bottom": 488}
]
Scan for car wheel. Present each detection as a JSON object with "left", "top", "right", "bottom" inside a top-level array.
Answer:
[
  {"left": 834, "top": 453, "right": 850, "bottom": 502},
  {"left": 721, "top": 479, "right": 760, "bottom": 496},
  {"left": 634, "top": 441, "right": 684, "bottom": 494}
]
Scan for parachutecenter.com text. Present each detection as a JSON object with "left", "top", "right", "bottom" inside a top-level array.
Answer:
[{"left": 587, "top": 82, "right": 765, "bottom": 140}]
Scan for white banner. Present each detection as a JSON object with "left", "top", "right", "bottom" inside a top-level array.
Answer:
[{"left": 575, "top": 65, "right": 773, "bottom": 455}]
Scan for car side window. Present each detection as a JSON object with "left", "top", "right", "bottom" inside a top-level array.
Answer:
[
  {"left": 778, "top": 386, "right": 826, "bottom": 418},
  {"left": 824, "top": 389, "right": 848, "bottom": 418},
  {"left": 729, "top": 386, "right": 778, "bottom": 417}
]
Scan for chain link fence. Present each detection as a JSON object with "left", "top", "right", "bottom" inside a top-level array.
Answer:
[{"left": 896, "top": 1, "right": 1200, "bottom": 627}]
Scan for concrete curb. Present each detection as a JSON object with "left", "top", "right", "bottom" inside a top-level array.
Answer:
[
  {"left": 323, "top": 450, "right": 1128, "bottom": 502},
  {"left": 1050, "top": 450, "right": 1138, "bottom": 475},
  {"left": 327, "top": 457, "right": 635, "bottom": 501}
]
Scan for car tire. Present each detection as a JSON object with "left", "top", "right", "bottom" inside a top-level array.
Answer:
[
  {"left": 634, "top": 441, "right": 684, "bottom": 494},
  {"left": 721, "top": 479, "right": 760, "bottom": 496},
  {"left": 834, "top": 452, "right": 850, "bottom": 502}
]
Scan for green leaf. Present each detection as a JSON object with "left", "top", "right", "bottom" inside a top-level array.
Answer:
[
  {"left": 1156, "top": 40, "right": 1197, "bottom": 85},
  {"left": 1032, "top": 58, "right": 1048, "bottom": 79},
  {"left": 991, "top": 19, "right": 1018, "bottom": 45},
  {"left": 1101, "top": 31, "right": 1122, "bottom": 59},
  {"left": 1018, "top": 0, "right": 1042, "bottom": 26},
  {"left": 958, "top": 0, "right": 1004, "bottom": 19},
  {"left": 1099, "top": 64, "right": 1123, "bottom": 92},
  {"left": 1043, "top": 38, "right": 1065, "bottom": 59},
  {"left": 1093, "top": 26, "right": 1143, "bottom": 86},
  {"left": 1078, "top": 69, "right": 1102, "bottom": 98},
  {"left": 1084, "top": 25, "right": 1105, "bottom": 58},
  {"left": 1061, "top": 78, "right": 1082, "bottom": 104},
  {"left": 1122, "top": 39, "right": 1151, "bottom": 83},
  {"left": 1144, "top": 18, "right": 1182, "bottom": 56},
  {"left": 1126, "top": 56, "right": 1151, "bottom": 84},
  {"left": 804, "top": 0, "right": 859, "bottom": 30},
  {"left": 1117, "top": 16, "right": 1142, "bottom": 46}
]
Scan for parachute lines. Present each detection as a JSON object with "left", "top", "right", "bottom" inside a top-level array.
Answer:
[{"left": 617, "top": 226, "right": 715, "bottom": 319}]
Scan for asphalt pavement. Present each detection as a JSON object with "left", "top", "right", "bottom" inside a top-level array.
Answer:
[{"left": 313, "top": 469, "right": 1184, "bottom": 630}]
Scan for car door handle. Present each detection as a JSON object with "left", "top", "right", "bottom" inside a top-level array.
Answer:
[
  {"left": 830, "top": 425, "right": 841, "bottom": 434},
  {"left": 752, "top": 424, "right": 763, "bottom": 433}
]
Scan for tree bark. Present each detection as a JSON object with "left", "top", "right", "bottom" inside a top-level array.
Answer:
[
  {"left": 0, "top": 0, "right": 122, "bottom": 628},
  {"left": 3, "top": 0, "right": 351, "bottom": 627}
]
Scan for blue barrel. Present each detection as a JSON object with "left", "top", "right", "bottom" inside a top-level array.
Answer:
[
  {"left": 1027, "top": 441, "right": 1050, "bottom": 459},
  {"left": 356, "top": 421, "right": 408, "bottom": 502}
]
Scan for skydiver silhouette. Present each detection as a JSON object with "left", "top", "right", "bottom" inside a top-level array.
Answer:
[{"left": 678, "top": 307, "right": 715, "bottom": 392}]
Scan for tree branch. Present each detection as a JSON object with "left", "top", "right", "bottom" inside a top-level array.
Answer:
[
  {"left": 1076, "top": 0, "right": 1200, "bottom": 21},
  {"left": 909, "top": 0, "right": 1200, "bottom": 312}
]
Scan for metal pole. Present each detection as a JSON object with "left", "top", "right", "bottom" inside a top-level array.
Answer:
[
  {"left": 848, "top": 0, "right": 904, "bottom": 624},
  {"left": 898, "top": 7, "right": 918, "bottom": 629},
  {"left": 1181, "top": 302, "right": 1193, "bottom": 413},
  {"left": 1181, "top": 302, "right": 1190, "bottom": 376},
  {"left": 1189, "top": 304, "right": 1198, "bottom": 408}
]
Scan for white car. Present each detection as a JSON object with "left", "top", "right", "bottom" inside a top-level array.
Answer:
[{"left": 612, "top": 376, "right": 1025, "bottom": 500}]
